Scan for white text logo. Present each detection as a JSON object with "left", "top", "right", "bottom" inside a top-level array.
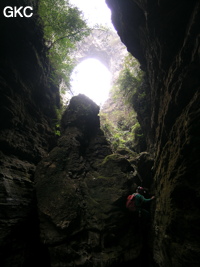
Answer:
[{"left": 3, "top": 6, "right": 33, "bottom": 18}]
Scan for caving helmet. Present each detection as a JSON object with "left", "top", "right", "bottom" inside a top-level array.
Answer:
[{"left": 136, "top": 186, "right": 146, "bottom": 194}]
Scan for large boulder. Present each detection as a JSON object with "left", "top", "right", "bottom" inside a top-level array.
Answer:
[{"left": 35, "top": 95, "right": 143, "bottom": 266}]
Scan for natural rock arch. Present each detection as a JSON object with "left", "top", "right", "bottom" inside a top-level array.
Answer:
[
  {"left": 71, "top": 29, "right": 127, "bottom": 82},
  {"left": 77, "top": 50, "right": 110, "bottom": 70}
]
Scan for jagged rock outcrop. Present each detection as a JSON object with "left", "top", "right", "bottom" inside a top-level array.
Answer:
[
  {"left": 35, "top": 94, "right": 149, "bottom": 266},
  {"left": 106, "top": 0, "right": 200, "bottom": 266},
  {"left": 0, "top": 0, "right": 60, "bottom": 265}
]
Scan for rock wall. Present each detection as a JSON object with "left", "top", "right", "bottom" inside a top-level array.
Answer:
[
  {"left": 106, "top": 0, "right": 200, "bottom": 266},
  {"left": 0, "top": 0, "right": 60, "bottom": 265},
  {"left": 1, "top": 0, "right": 200, "bottom": 266},
  {"left": 35, "top": 94, "right": 150, "bottom": 266}
]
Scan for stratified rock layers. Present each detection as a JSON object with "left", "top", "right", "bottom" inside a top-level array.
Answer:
[
  {"left": 0, "top": 0, "right": 59, "bottom": 265},
  {"left": 106, "top": 0, "right": 200, "bottom": 266}
]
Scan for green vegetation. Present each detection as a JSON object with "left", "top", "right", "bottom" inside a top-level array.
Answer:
[
  {"left": 100, "top": 109, "right": 140, "bottom": 153},
  {"left": 38, "top": 0, "right": 91, "bottom": 136},
  {"left": 38, "top": 0, "right": 90, "bottom": 89},
  {"left": 54, "top": 106, "right": 63, "bottom": 136},
  {"left": 100, "top": 54, "right": 146, "bottom": 153},
  {"left": 116, "top": 54, "right": 145, "bottom": 112}
]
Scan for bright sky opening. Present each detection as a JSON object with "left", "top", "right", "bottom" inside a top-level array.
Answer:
[
  {"left": 71, "top": 58, "right": 111, "bottom": 106},
  {"left": 68, "top": 0, "right": 114, "bottom": 106},
  {"left": 69, "top": 0, "right": 114, "bottom": 29}
]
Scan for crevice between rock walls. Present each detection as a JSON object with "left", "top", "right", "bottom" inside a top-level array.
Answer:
[
  {"left": 1, "top": 0, "right": 200, "bottom": 266},
  {"left": 0, "top": 0, "right": 60, "bottom": 266}
]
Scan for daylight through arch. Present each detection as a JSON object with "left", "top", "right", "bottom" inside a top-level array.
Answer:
[{"left": 70, "top": 58, "right": 112, "bottom": 106}]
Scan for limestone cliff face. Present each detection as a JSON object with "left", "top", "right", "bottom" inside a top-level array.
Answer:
[
  {"left": 0, "top": 0, "right": 60, "bottom": 265},
  {"left": 35, "top": 94, "right": 146, "bottom": 267},
  {"left": 106, "top": 0, "right": 200, "bottom": 266},
  {"left": 1, "top": 0, "right": 200, "bottom": 266}
]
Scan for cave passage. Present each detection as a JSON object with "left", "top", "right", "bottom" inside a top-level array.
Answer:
[{"left": 69, "top": 58, "right": 112, "bottom": 106}]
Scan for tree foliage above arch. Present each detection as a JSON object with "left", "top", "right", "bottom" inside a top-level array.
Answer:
[{"left": 38, "top": 0, "right": 90, "bottom": 88}]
